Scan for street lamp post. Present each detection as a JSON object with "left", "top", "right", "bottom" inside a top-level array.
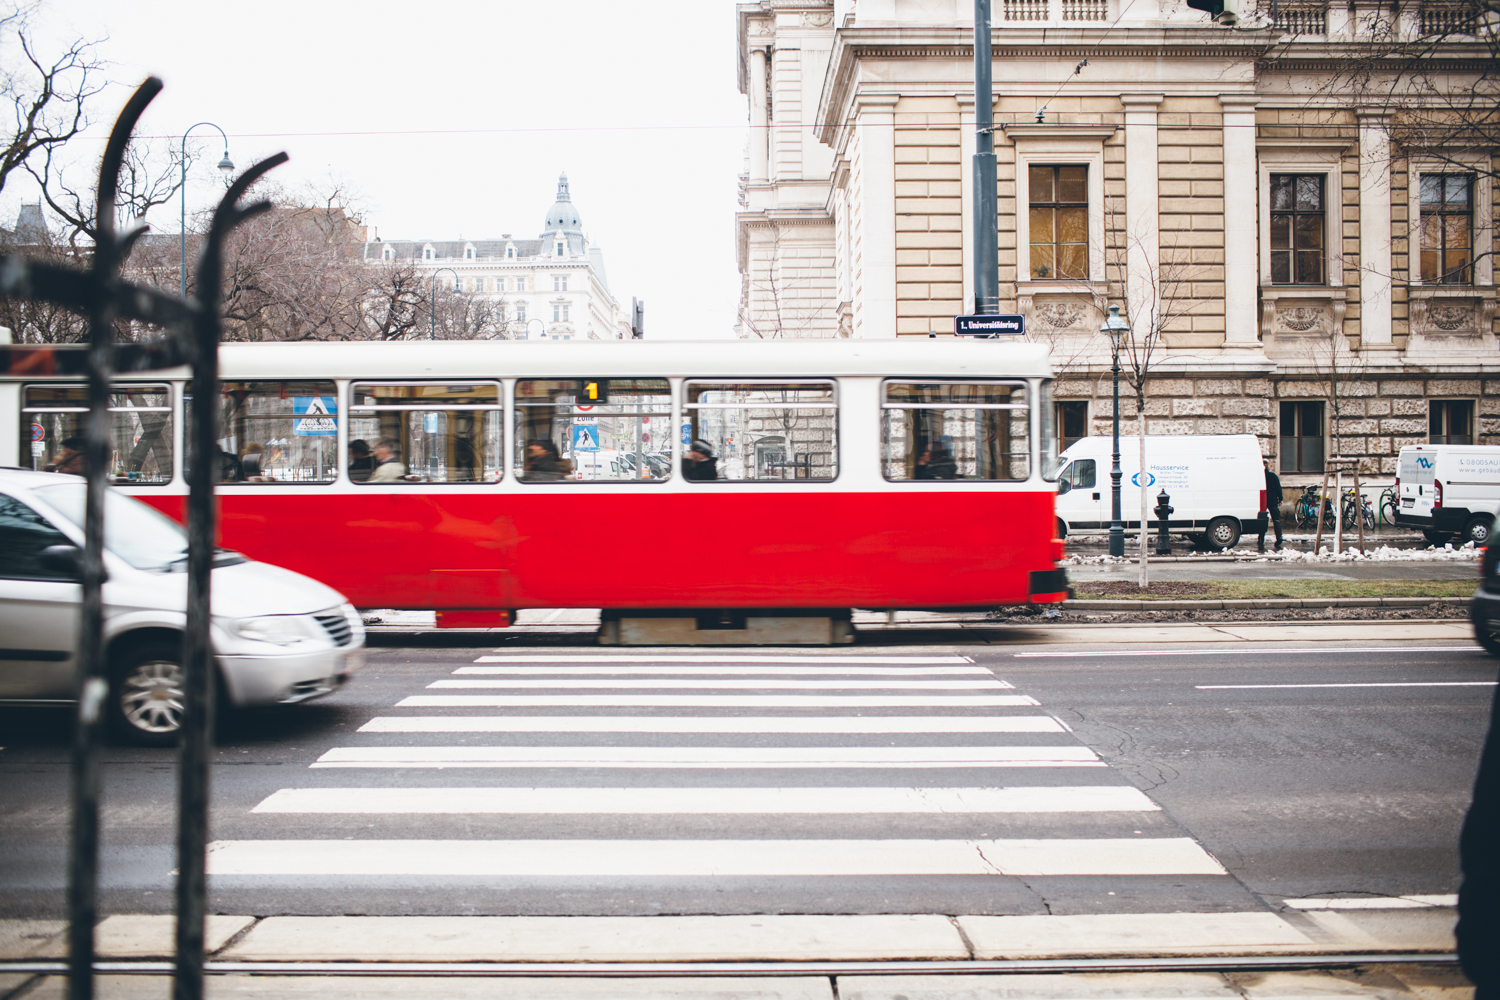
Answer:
[
  {"left": 525, "top": 317, "right": 546, "bottom": 341},
  {"left": 179, "top": 124, "right": 234, "bottom": 299},
  {"left": 428, "top": 267, "right": 459, "bottom": 340},
  {"left": 1102, "top": 304, "right": 1130, "bottom": 557}
]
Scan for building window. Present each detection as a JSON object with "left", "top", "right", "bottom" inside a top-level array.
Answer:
[
  {"left": 1056, "top": 400, "right": 1088, "bottom": 454},
  {"left": 1028, "top": 165, "right": 1087, "bottom": 280},
  {"left": 553, "top": 304, "right": 569, "bottom": 322},
  {"left": 555, "top": 241, "right": 565, "bottom": 257},
  {"left": 1279, "top": 401, "right": 1325, "bottom": 473},
  {"left": 516, "top": 302, "right": 526, "bottom": 322},
  {"left": 506, "top": 247, "right": 516, "bottom": 259},
  {"left": 1270, "top": 174, "right": 1325, "bottom": 284},
  {"left": 465, "top": 247, "right": 474, "bottom": 260},
  {"left": 382, "top": 247, "right": 392, "bottom": 260},
  {"left": 553, "top": 274, "right": 569, "bottom": 291},
  {"left": 423, "top": 248, "right": 433, "bottom": 260},
  {"left": 516, "top": 277, "right": 527, "bottom": 292},
  {"left": 1419, "top": 174, "right": 1474, "bottom": 284},
  {"left": 1429, "top": 400, "right": 1474, "bottom": 444}
]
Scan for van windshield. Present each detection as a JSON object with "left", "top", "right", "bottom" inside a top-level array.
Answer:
[{"left": 32, "top": 483, "right": 190, "bottom": 571}]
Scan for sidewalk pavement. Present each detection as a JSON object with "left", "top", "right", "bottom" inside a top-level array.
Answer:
[{"left": 0, "top": 907, "right": 1464, "bottom": 998}]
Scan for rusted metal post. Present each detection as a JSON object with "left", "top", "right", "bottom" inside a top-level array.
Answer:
[
  {"left": 67, "top": 77, "right": 163, "bottom": 1000},
  {"left": 174, "top": 152, "right": 285, "bottom": 1000}
]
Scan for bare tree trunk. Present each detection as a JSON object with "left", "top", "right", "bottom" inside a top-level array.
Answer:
[{"left": 1138, "top": 408, "right": 1149, "bottom": 588}]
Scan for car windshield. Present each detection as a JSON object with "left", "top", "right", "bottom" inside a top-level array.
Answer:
[{"left": 32, "top": 482, "right": 190, "bottom": 571}]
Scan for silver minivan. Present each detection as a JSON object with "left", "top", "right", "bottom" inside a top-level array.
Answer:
[{"left": 0, "top": 469, "right": 363, "bottom": 745}]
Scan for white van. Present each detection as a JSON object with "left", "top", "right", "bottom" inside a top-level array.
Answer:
[
  {"left": 1395, "top": 444, "right": 1500, "bottom": 545},
  {"left": 0, "top": 469, "right": 364, "bottom": 746},
  {"left": 1054, "top": 434, "right": 1268, "bottom": 550}
]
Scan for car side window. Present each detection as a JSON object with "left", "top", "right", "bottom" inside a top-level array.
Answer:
[
  {"left": 1073, "top": 459, "right": 1096, "bottom": 489},
  {"left": 0, "top": 494, "right": 74, "bottom": 581}
]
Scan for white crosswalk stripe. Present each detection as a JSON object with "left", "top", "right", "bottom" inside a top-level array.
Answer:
[
  {"left": 455, "top": 665, "right": 996, "bottom": 676},
  {"left": 356, "top": 716, "right": 1068, "bottom": 733},
  {"left": 397, "top": 694, "right": 1040, "bottom": 707},
  {"left": 206, "top": 838, "right": 1223, "bottom": 877},
  {"left": 245, "top": 647, "right": 1224, "bottom": 893},
  {"left": 427, "top": 678, "right": 1013, "bottom": 690},
  {"left": 310, "top": 745, "right": 1103, "bottom": 768},
  {"left": 253, "top": 786, "right": 1160, "bottom": 814}
]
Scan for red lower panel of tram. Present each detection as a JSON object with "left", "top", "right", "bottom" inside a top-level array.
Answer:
[{"left": 135, "top": 491, "right": 1056, "bottom": 610}]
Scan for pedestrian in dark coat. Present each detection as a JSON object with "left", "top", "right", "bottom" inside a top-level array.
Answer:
[
  {"left": 1257, "top": 460, "right": 1284, "bottom": 552},
  {"left": 1460, "top": 669, "right": 1500, "bottom": 1000}
]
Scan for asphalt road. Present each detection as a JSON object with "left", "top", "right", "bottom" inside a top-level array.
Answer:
[{"left": 0, "top": 632, "right": 1494, "bottom": 920}]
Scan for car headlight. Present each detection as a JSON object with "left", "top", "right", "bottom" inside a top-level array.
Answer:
[{"left": 231, "top": 614, "right": 319, "bottom": 646}]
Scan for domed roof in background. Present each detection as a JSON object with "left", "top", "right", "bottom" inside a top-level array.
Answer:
[{"left": 541, "top": 173, "right": 583, "bottom": 237}]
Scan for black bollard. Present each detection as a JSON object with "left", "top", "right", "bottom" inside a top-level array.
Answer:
[{"left": 1154, "top": 489, "right": 1174, "bottom": 556}]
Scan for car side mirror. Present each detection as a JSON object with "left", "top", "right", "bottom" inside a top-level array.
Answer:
[{"left": 41, "top": 544, "right": 106, "bottom": 583}]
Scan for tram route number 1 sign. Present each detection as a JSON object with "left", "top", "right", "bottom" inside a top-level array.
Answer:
[
  {"left": 292, "top": 397, "right": 337, "bottom": 437},
  {"left": 954, "top": 314, "right": 1025, "bottom": 336}
]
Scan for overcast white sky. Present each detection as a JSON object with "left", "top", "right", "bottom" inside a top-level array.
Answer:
[{"left": 8, "top": 0, "right": 749, "bottom": 339}]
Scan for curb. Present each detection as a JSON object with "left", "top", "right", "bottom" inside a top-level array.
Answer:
[{"left": 1065, "top": 596, "right": 1472, "bottom": 612}]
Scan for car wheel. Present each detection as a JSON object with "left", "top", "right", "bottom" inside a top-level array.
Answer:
[
  {"left": 1475, "top": 607, "right": 1500, "bottom": 657},
  {"left": 110, "top": 641, "right": 185, "bottom": 747},
  {"left": 1423, "top": 529, "right": 1454, "bottom": 546},
  {"left": 1205, "top": 516, "right": 1241, "bottom": 551},
  {"left": 1462, "top": 514, "right": 1493, "bottom": 546},
  {"left": 1055, "top": 517, "right": 1068, "bottom": 540}
]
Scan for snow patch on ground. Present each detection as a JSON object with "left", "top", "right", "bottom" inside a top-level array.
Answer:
[{"left": 1065, "top": 542, "right": 1483, "bottom": 567}]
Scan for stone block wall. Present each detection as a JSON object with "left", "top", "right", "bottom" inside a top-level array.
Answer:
[
  {"left": 1156, "top": 97, "right": 1226, "bottom": 349},
  {"left": 893, "top": 97, "right": 963, "bottom": 336}
]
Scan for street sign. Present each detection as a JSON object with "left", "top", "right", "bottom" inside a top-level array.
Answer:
[
  {"left": 572, "top": 424, "right": 601, "bottom": 452},
  {"left": 292, "top": 396, "right": 337, "bottom": 436},
  {"left": 30, "top": 422, "right": 44, "bottom": 441},
  {"left": 954, "top": 314, "right": 1025, "bottom": 336}
]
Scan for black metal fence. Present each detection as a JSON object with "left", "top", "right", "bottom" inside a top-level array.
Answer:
[{"left": 0, "top": 78, "right": 287, "bottom": 1000}]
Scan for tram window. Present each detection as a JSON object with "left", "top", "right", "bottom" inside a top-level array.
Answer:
[
  {"left": 347, "top": 383, "right": 502, "bottom": 484},
  {"left": 21, "top": 384, "right": 173, "bottom": 484},
  {"left": 682, "top": 381, "right": 838, "bottom": 482},
  {"left": 514, "top": 379, "right": 670, "bottom": 482},
  {"left": 194, "top": 381, "right": 340, "bottom": 484},
  {"left": 881, "top": 381, "right": 1030, "bottom": 482}
]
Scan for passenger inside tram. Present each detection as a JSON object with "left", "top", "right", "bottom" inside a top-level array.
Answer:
[
  {"left": 368, "top": 437, "right": 407, "bottom": 483},
  {"left": 347, "top": 439, "right": 375, "bottom": 482},
  {"left": 682, "top": 439, "right": 718, "bottom": 481}
]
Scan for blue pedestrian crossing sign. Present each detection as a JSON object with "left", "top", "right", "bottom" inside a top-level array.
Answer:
[
  {"left": 293, "top": 397, "right": 337, "bottom": 437},
  {"left": 572, "top": 424, "right": 601, "bottom": 452}
]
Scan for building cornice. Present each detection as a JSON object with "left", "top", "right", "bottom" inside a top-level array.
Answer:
[{"left": 817, "top": 26, "right": 1282, "bottom": 145}]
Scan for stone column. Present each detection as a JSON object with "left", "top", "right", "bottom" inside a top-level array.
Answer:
[
  {"left": 1121, "top": 94, "right": 1162, "bottom": 333},
  {"left": 749, "top": 47, "right": 769, "bottom": 183},
  {"left": 1357, "top": 110, "right": 1395, "bottom": 350},
  {"left": 1219, "top": 95, "right": 1261, "bottom": 350},
  {"left": 855, "top": 93, "right": 899, "bottom": 339}
]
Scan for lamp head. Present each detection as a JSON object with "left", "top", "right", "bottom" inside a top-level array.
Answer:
[
  {"left": 1101, "top": 303, "right": 1129, "bottom": 346},
  {"left": 216, "top": 152, "right": 235, "bottom": 181}
]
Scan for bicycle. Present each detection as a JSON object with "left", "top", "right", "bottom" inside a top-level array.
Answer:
[
  {"left": 1378, "top": 484, "right": 1398, "bottom": 526},
  {"left": 1341, "top": 488, "right": 1375, "bottom": 531},
  {"left": 1292, "top": 485, "right": 1333, "bottom": 530}
]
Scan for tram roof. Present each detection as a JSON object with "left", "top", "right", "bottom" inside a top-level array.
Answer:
[{"left": 198, "top": 338, "right": 1055, "bottom": 381}]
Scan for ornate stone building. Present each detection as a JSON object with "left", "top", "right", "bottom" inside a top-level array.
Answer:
[
  {"left": 735, "top": 0, "right": 1499, "bottom": 483},
  {"left": 368, "top": 174, "right": 633, "bottom": 340}
]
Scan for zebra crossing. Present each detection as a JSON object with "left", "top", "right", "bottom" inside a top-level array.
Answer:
[{"left": 213, "top": 648, "right": 1232, "bottom": 907}]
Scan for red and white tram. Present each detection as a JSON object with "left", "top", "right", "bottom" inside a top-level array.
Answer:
[{"left": 2, "top": 339, "right": 1068, "bottom": 629}]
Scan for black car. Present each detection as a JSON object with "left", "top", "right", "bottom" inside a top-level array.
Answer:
[{"left": 1475, "top": 508, "right": 1500, "bottom": 656}]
